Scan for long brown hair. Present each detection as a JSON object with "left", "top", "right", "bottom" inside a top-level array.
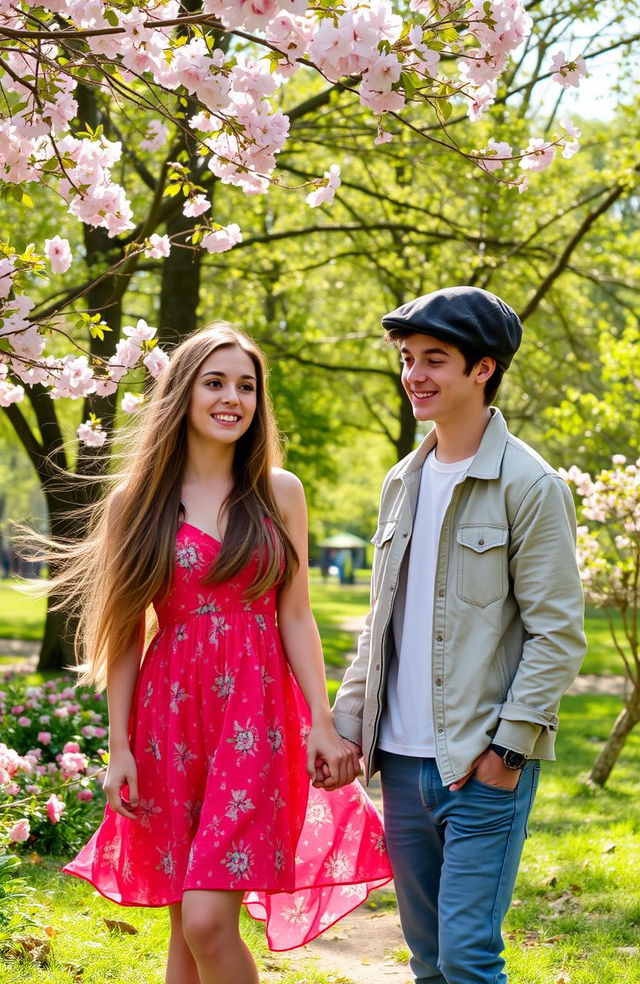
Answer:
[{"left": 45, "top": 323, "right": 298, "bottom": 690}]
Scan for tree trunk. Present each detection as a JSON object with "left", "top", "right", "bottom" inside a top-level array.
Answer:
[{"left": 588, "top": 683, "right": 640, "bottom": 786}]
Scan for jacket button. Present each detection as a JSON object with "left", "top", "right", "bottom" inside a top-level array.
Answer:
[
  {"left": 435, "top": 678, "right": 442, "bottom": 686},
  {"left": 436, "top": 634, "right": 443, "bottom": 643},
  {"left": 478, "top": 538, "right": 485, "bottom": 546},
  {"left": 438, "top": 726, "right": 444, "bottom": 734},
  {"left": 438, "top": 588, "right": 445, "bottom": 597},
  {"left": 375, "top": 664, "right": 380, "bottom": 671},
  {"left": 402, "top": 532, "right": 408, "bottom": 538}
]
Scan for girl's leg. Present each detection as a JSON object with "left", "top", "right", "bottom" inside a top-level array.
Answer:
[
  {"left": 166, "top": 902, "right": 201, "bottom": 984},
  {"left": 181, "top": 889, "right": 259, "bottom": 984}
]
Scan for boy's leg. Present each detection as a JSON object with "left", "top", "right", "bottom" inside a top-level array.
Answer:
[
  {"left": 436, "top": 761, "right": 541, "bottom": 984},
  {"left": 379, "top": 752, "right": 447, "bottom": 984}
]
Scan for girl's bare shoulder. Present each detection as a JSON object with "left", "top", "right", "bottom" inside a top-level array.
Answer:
[{"left": 271, "top": 468, "right": 305, "bottom": 511}]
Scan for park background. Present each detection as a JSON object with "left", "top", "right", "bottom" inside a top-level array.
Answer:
[{"left": 1, "top": 1, "right": 640, "bottom": 981}]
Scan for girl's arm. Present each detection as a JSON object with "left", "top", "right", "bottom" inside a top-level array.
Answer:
[
  {"left": 274, "top": 470, "right": 359, "bottom": 790},
  {"left": 103, "top": 617, "right": 144, "bottom": 819}
]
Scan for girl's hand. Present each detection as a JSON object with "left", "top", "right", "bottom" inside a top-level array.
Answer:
[
  {"left": 307, "top": 717, "right": 360, "bottom": 790},
  {"left": 103, "top": 747, "right": 139, "bottom": 819}
]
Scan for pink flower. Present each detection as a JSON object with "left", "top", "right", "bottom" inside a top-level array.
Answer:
[
  {"left": 8, "top": 819, "right": 30, "bottom": 843},
  {"left": 140, "top": 121, "right": 169, "bottom": 152},
  {"left": 478, "top": 139, "right": 513, "bottom": 173},
  {"left": 60, "top": 750, "right": 89, "bottom": 777},
  {"left": 62, "top": 742, "right": 80, "bottom": 754},
  {"left": 201, "top": 223, "right": 243, "bottom": 254},
  {"left": 76, "top": 789, "right": 93, "bottom": 802},
  {"left": 77, "top": 421, "right": 107, "bottom": 448},
  {"left": 5, "top": 782, "right": 19, "bottom": 796},
  {"left": 183, "top": 195, "right": 211, "bottom": 218},
  {"left": 46, "top": 793, "right": 65, "bottom": 824},
  {"left": 144, "top": 234, "right": 171, "bottom": 259},
  {"left": 17, "top": 716, "right": 31, "bottom": 727},
  {"left": 519, "top": 138, "right": 556, "bottom": 173},
  {"left": 44, "top": 236, "right": 73, "bottom": 274},
  {"left": 121, "top": 392, "right": 144, "bottom": 413},
  {"left": 550, "top": 50, "right": 587, "bottom": 88},
  {"left": 143, "top": 347, "right": 170, "bottom": 379},
  {"left": 306, "top": 163, "right": 341, "bottom": 208}
]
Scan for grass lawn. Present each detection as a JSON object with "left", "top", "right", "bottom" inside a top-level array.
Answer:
[
  {"left": 2, "top": 694, "right": 638, "bottom": 983},
  {"left": 503, "top": 692, "right": 640, "bottom": 983},
  {"left": 0, "top": 580, "right": 46, "bottom": 642},
  {"left": 0, "top": 868, "right": 339, "bottom": 984}
]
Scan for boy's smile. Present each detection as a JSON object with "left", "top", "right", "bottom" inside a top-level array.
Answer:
[{"left": 400, "top": 332, "right": 493, "bottom": 425}]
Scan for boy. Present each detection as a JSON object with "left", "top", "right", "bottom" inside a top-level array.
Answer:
[{"left": 332, "top": 286, "right": 585, "bottom": 984}]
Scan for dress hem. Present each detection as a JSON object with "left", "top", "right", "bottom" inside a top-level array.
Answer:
[{"left": 61, "top": 866, "right": 392, "bottom": 952}]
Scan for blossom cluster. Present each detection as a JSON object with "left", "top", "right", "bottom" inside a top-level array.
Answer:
[
  {"left": 561, "top": 456, "right": 640, "bottom": 611},
  {"left": 0, "top": 672, "right": 108, "bottom": 853},
  {"left": 0, "top": 0, "right": 586, "bottom": 429}
]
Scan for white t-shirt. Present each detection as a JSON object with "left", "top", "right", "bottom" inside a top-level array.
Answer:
[{"left": 377, "top": 450, "right": 474, "bottom": 757}]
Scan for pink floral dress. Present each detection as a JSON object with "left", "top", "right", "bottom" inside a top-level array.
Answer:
[{"left": 63, "top": 523, "right": 391, "bottom": 950}]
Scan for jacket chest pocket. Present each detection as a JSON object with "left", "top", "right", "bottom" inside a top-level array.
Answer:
[
  {"left": 371, "top": 520, "right": 397, "bottom": 549},
  {"left": 456, "top": 525, "right": 508, "bottom": 608}
]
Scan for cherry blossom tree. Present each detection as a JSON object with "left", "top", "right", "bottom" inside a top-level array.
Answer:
[
  {"left": 0, "top": 0, "right": 586, "bottom": 425},
  {"left": 562, "top": 459, "right": 640, "bottom": 787}
]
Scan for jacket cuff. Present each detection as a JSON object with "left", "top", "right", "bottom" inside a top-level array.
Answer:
[
  {"left": 493, "top": 719, "right": 543, "bottom": 757},
  {"left": 331, "top": 710, "right": 363, "bottom": 748}
]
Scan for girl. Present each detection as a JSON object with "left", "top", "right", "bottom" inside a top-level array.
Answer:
[{"left": 59, "top": 324, "right": 391, "bottom": 983}]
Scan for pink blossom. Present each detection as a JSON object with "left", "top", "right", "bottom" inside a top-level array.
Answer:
[
  {"left": 8, "top": 819, "right": 30, "bottom": 843},
  {"left": 201, "top": 223, "right": 243, "bottom": 254},
  {"left": 123, "top": 319, "right": 156, "bottom": 343},
  {"left": 183, "top": 195, "right": 211, "bottom": 218},
  {"left": 478, "top": 138, "right": 513, "bottom": 173},
  {"left": 121, "top": 392, "right": 144, "bottom": 413},
  {"left": 144, "top": 234, "right": 171, "bottom": 259},
  {"left": 143, "top": 347, "right": 170, "bottom": 378},
  {"left": 17, "top": 716, "right": 31, "bottom": 727},
  {"left": 76, "top": 789, "right": 93, "bottom": 802},
  {"left": 76, "top": 421, "right": 106, "bottom": 447},
  {"left": 5, "top": 782, "right": 19, "bottom": 796},
  {"left": 62, "top": 741, "right": 81, "bottom": 754},
  {"left": 519, "top": 138, "right": 556, "bottom": 173},
  {"left": 60, "top": 750, "right": 89, "bottom": 777},
  {"left": 306, "top": 164, "right": 341, "bottom": 208},
  {"left": 46, "top": 793, "right": 65, "bottom": 824},
  {"left": 0, "top": 257, "right": 15, "bottom": 300},
  {"left": 550, "top": 50, "right": 587, "bottom": 88},
  {"left": 139, "top": 121, "right": 169, "bottom": 152}
]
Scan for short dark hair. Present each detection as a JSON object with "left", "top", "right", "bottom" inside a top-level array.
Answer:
[{"left": 385, "top": 328, "right": 504, "bottom": 406}]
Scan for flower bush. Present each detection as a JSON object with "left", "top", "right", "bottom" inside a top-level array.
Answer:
[
  {"left": 0, "top": 671, "right": 108, "bottom": 857},
  {"left": 561, "top": 456, "right": 640, "bottom": 786}
]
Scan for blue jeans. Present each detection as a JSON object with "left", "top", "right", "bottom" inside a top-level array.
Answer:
[{"left": 379, "top": 752, "right": 540, "bottom": 984}]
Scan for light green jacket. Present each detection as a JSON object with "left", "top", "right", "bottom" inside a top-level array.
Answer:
[{"left": 332, "top": 409, "right": 586, "bottom": 785}]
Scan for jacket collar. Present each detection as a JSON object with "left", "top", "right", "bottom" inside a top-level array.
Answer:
[{"left": 398, "top": 407, "right": 508, "bottom": 482}]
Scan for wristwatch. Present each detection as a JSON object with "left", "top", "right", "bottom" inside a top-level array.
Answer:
[{"left": 488, "top": 744, "right": 527, "bottom": 770}]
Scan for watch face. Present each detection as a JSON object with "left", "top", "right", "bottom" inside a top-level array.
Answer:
[{"left": 504, "top": 750, "right": 526, "bottom": 769}]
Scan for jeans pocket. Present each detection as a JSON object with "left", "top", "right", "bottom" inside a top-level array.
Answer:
[{"left": 468, "top": 774, "right": 518, "bottom": 796}]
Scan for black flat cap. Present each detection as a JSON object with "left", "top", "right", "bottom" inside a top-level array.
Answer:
[{"left": 382, "top": 286, "right": 523, "bottom": 370}]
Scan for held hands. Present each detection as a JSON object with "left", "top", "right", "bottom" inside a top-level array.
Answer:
[
  {"left": 306, "top": 716, "right": 361, "bottom": 790},
  {"left": 103, "top": 747, "right": 139, "bottom": 819},
  {"left": 449, "top": 748, "right": 521, "bottom": 792}
]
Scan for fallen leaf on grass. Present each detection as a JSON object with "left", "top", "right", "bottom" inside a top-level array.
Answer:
[
  {"left": 62, "top": 963, "right": 85, "bottom": 981},
  {"left": 4, "top": 935, "right": 52, "bottom": 966},
  {"left": 44, "top": 926, "right": 58, "bottom": 937},
  {"left": 616, "top": 946, "right": 640, "bottom": 957},
  {"left": 602, "top": 842, "right": 616, "bottom": 854},
  {"left": 103, "top": 918, "right": 138, "bottom": 935},
  {"left": 554, "top": 973, "right": 571, "bottom": 983}
]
